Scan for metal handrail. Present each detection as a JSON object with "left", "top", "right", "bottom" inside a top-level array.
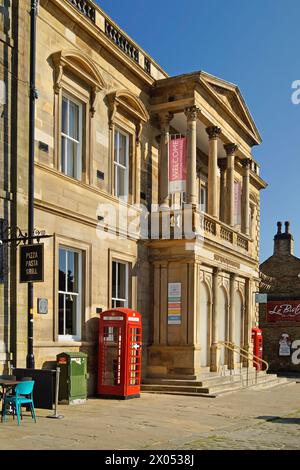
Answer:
[
  {"left": 219, "top": 341, "right": 269, "bottom": 373},
  {"left": 218, "top": 341, "right": 269, "bottom": 387}
]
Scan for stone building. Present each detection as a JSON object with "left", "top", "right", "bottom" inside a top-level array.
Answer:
[
  {"left": 260, "top": 222, "right": 300, "bottom": 372},
  {"left": 0, "top": 0, "right": 267, "bottom": 391}
]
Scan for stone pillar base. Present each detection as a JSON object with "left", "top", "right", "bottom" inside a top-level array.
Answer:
[
  {"left": 210, "top": 343, "right": 220, "bottom": 372},
  {"left": 146, "top": 345, "right": 201, "bottom": 379}
]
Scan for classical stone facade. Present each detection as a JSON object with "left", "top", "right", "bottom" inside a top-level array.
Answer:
[
  {"left": 0, "top": 0, "right": 267, "bottom": 391},
  {"left": 260, "top": 222, "right": 300, "bottom": 372}
]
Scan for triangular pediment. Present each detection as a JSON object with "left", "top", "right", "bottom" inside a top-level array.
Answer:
[{"left": 200, "top": 72, "right": 261, "bottom": 144}]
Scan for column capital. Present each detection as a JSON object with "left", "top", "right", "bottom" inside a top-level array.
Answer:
[
  {"left": 158, "top": 112, "right": 174, "bottom": 128},
  {"left": 213, "top": 266, "right": 222, "bottom": 276},
  {"left": 241, "top": 158, "right": 252, "bottom": 169},
  {"left": 206, "top": 126, "right": 221, "bottom": 140},
  {"left": 224, "top": 143, "right": 238, "bottom": 156},
  {"left": 185, "top": 106, "right": 201, "bottom": 122}
]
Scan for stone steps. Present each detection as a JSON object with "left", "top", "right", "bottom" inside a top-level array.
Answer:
[{"left": 141, "top": 370, "right": 290, "bottom": 397}]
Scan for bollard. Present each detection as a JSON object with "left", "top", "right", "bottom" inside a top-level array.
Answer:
[{"left": 47, "top": 367, "right": 64, "bottom": 419}]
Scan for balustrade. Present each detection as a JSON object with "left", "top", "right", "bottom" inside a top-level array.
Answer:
[
  {"left": 105, "top": 20, "right": 139, "bottom": 63},
  {"left": 68, "top": 0, "right": 96, "bottom": 22}
]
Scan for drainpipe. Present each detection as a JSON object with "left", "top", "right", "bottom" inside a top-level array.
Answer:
[{"left": 27, "top": 0, "right": 38, "bottom": 369}]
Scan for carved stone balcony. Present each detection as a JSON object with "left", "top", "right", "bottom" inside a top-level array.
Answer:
[
  {"left": 149, "top": 208, "right": 250, "bottom": 254},
  {"left": 68, "top": 0, "right": 96, "bottom": 22}
]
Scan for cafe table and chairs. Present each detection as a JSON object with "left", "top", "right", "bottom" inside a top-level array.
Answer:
[{"left": 2, "top": 380, "right": 37, "bottom": 426}]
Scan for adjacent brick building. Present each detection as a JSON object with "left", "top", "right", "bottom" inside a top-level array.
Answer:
[{"left": 260, "top": 222, "right": 300, "bottom": 371}]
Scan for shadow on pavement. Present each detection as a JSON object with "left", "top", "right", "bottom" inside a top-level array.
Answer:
[{"left": 257, "top": 415, "right": 300, "bottom": 425}]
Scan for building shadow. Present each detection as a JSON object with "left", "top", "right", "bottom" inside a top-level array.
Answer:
[{"left": 257, "top": 415, "right": 300, "bottom": 425}]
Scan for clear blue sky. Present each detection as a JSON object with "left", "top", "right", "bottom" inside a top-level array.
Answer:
[{"left": 97, "top": 0, "right": 300, "bottom": 262}]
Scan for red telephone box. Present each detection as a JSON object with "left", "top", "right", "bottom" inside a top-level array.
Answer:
[
  {"left": 252, "top": 327, "right": 263, "bottom": 371},
  {"left": 97, "top": 308, "right": 142, "bottom": 399}
]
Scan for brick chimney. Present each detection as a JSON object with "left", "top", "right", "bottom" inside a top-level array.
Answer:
[{"left": 274, "top": 221, "right": 294, "bottom": 256}]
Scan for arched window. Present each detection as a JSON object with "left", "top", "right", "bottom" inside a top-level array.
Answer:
[
  {"left": 107, "top": 90, "right": 149, "bottom": 204},
  {"left": 51, "top": 50, "right": 105, "bottom": 183}
]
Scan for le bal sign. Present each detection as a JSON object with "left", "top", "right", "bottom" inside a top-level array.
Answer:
[{"left": 20, "top": 243, "right": 44, "bottom": 283}]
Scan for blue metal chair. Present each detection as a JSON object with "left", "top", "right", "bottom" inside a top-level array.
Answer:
[{"left": 2, "top": 381, "right": 36, "bottom": 426}]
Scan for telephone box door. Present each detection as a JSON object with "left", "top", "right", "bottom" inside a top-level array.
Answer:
[{"left": 125, "top": 324, "right": 142, "bottom": 396}]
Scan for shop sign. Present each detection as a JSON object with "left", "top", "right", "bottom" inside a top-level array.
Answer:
[
  {"left": 267, "top": 301, "right": 300, "bottom": 322},
  {"left": 168, "top": 282, "right": 181, "bottom": 325},
  {"left": 169, "top": 137, "right": 187, "bottom": 193},
  {"left": 20, "top": 243, "right": 44, "bottom": 283}
]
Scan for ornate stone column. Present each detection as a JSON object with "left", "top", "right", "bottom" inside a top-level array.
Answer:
[
  {"left": 185, "top": 106, "right": 200, "bottom": 206},
  {"left": 211, "top": 267, "right": 220, "bottom": 372},
  {"left": 229, "top": 273, "right": 237, "bottom": 369},
  {"left": 224, "top": 143, "right": 238, "bottom": 227},
  {"left": 159, "top": 113, "right": 173, "bottom": 209},
  {"left": 206, "top": 126, "right": 221, "bottom": 218},
  {"left": 219, "top": 162, "right": 227, "bottom": 223},
  {"left": 243, "top": 277, "right": 252, "bottom": 367},
  {"left": 242, "top": 158, "right": 251, "bottom": 236}
]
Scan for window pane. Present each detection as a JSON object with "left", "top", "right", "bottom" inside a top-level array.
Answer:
[
  {"left": 119, "top": 133, "right": 127, "bottom": 167},
  {"left": 62, "top": 98, "right": 68, "bottom": 135},
  {"left": 117, "top": 167, "right": 128, "bottom": 198},
  {"left": 65, "top": 294, "right": 77, "bottom": 336},
  {"left": 59, "top": 249, "right": 66, "bottom": 291},
  {"left": 67, "top": 251, "right": 79, "bottom": 293},
  {"left": 112, "top": 262, "right": 117, "bottom": 298},
  {"left": 118, "top": 263, "right": 127, "bottom": 300},
  {"left": 61, "top": 136, "right": 66, "bottom": 174},
  {"left": 69, "top": 101, "right": 79, "bottom": 140},
  {"left": 67, "top": 139, "right": 77, "bottom": 178},
  {"left": 114, "top": 131, "right": 118, "bottom": 163},
  {"left": 59, "top": 293, "right": 65, "bottom": 335}
]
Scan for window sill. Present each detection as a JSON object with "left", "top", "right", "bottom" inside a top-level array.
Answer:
[{"left": 34, "top": 341, "right": 96, "bottom": 348}]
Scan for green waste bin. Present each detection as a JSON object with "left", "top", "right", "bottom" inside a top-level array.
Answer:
[{"left": 57, "top": 352, "right": 88, "bottom": 404}]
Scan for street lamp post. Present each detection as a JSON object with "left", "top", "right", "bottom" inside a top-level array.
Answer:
[{"left": 27, "top": 0, "right": 39, "bottom": 369}]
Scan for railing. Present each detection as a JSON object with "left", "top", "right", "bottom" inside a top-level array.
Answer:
[
  {"left": 237, "top": 235, "right": 249, "bottom": 251},
  {"left": 105, "top": 20, "right": 139, "bottom": 63},
  {"left": 220, "top": 226, "right": 233, "bottom": 243},
  {"left": 218, "top": 341, "right": 269, "bottom": 387},
  {"left": 68, "top": 0, "right": 96, "bottom": 23},
  {"left": 144, "top": 57, "right": 151, "bottom": 74},
  {"left": 150, "top": 209, "right": 251, "bottom": 252}
]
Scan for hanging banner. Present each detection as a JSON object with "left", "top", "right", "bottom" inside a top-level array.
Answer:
[
  {"left": 267, "top": 301, "right": 300, "bottom": 322},
  {"left": 168, "top": 282, "right": 182, "bottom": 325},
  {"left": 169, "top": 137, "right": 187, "bottom": 193}
]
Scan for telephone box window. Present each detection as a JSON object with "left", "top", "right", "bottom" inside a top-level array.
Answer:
[{"left": 58, "top": 248, "right": 82, "bottom": 340}]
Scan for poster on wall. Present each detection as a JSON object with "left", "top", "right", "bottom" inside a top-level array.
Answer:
[
  {"left": 267, "top": 301, "right": 300, "bottom": 322},
  {"left": 279, "top": 333, "right": 292, "bottom": 356},
  {"left": 169, "top": 137, "right": 187, "bottom": 194},
  {"left": 168, "top": 282, "right": 182, "bottom": 325}
]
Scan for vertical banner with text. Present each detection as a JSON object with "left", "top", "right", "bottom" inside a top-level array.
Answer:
[
  {"left": 169, "top": 137, "right": 187, "bottom": 193},
  {"left": 168, "top": 282, "right": 182, "bottom": 325}
]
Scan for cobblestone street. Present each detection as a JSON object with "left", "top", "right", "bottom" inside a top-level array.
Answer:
[{"left": 0, "top": 381, "right": 300, "bottom": 450}]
